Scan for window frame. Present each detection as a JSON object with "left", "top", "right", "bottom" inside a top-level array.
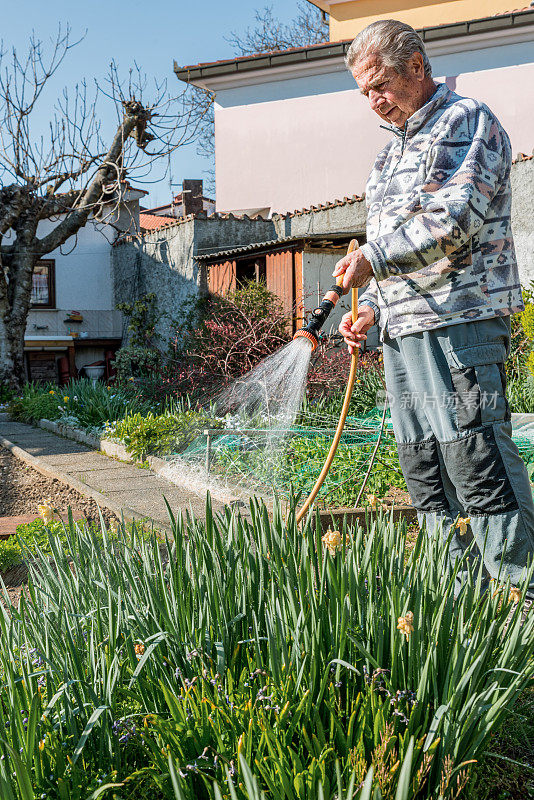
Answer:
[{"left": 30, "top": 259, "right": 56, "bottom": 309}]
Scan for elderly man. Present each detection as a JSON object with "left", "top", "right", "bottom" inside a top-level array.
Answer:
[{"left": 335, "top": 19, "right": 534, "bottom": 596}]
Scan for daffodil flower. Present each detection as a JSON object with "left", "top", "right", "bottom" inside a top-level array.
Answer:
[
  {"left": 367, "top": 494, "right": 378, "bottom": 510},
  {"left": 38, "top": 500, "right": 54, "bottom": 524},
  {"left": 455, "top": 517, "right": 471, "bottom": 535},
  {"left": 509, "top": 587, "right": 522, "bottom": 604},
  {"left": 397, "top": 611, "right": 414, "bottom": 641},
  {"left": 322, "top": 529, "right": 342, "bottom": 556}
]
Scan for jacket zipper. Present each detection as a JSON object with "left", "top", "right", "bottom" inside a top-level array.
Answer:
[{"left": 374, "top": 123, "right": 408, "bottom": 338}]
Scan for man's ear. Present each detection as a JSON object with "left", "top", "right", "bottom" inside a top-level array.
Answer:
[{"left": 410, "top": 51, "right": 425, "bottom": 80}]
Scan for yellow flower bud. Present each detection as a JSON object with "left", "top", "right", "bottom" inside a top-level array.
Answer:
[
  {"left": 509, "top": 587, "right": 522, "bottom": 604},
  {"left": 367, "top": 494, "right": 378, "bottom": 510},
  {"left": 397, "top": 611, "right": 415, "bottom": 641}
]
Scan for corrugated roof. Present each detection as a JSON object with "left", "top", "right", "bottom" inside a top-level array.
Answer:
[
  {"left": 196, "top": 231, "right": 359, "bottom": 261},
  {"left": 175, "top": 8, "right": 534, "bottom": 82}
]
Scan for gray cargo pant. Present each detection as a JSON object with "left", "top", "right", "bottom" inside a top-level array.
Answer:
[{"left": 383, "top": 316, "right": 534, "bottom": 596}]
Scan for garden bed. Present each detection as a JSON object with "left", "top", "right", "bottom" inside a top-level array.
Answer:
[
  {"left": 0, "top": 447, "right": 118, "bottom": 524},
  {"left": 0, "top": 499, "right": 530, "bottom": 799},
  {"left": 315, "top": 502, "right": 417, "bottom": 532}
]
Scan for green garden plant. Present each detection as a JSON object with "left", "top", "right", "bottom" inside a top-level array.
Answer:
[
  {"left": 0, "top": 515, "right": 153, "bottom": 573},
  {"left": 108, "top": 408, "right": 219, "bottom": 459},
  {"left": 8, "top": 379, "right": 152, "bottom": 432},
  {"left": 0, "top": 500, "right": 531, "bottom": 798}
]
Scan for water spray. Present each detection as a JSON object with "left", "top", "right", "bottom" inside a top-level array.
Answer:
[{"left": 294, "top": 239, "right": 360, "bottom": 524}]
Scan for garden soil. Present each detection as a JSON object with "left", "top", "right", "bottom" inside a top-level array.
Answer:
[
  {"left": 0, "top": 448, "right": 119, "bottom": 605},
  {"left": 0, "top": 448, "right": 118, "bottom": 523}
]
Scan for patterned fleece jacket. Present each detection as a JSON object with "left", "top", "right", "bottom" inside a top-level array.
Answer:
[{"left": 358, "top": 82, "right": 523, "bottom": 339}]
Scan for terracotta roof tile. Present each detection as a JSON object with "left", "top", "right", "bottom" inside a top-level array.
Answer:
[
  {"left": 139, "top": 213, "right": 176, "bottom": 231},
  {"left": 273, "top": 193, "right": 364, "bottom": 219},
  {"left": 513, "top": 150, "right": 534, "bottom": 162}
]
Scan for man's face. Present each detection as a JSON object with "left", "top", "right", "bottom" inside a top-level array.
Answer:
[{"left": 352, "top": 53, "right": 426, "bottom": 128}]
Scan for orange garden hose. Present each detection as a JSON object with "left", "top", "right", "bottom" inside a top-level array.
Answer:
[{"left": 295, "top": 239, "right": 359, "bottom": 524}]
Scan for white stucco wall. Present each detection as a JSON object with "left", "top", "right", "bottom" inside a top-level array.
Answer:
[
  {"left": 37, "top": 218, "right": 115, "bottom": 310},
  {"left": 212, "top": 34, "right": 534, "bottom": 215}
]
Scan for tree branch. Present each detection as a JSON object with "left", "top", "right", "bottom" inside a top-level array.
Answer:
[{"left": 35, "top": 101, "right": 150, "bottom": 255}]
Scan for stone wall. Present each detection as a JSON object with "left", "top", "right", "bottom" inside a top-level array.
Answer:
[
  {"left": 511, "top": 156, "right": 534, "bottom": 289},
  {"left": 112, "top": 214, "right": 276, "bottom": 344}
]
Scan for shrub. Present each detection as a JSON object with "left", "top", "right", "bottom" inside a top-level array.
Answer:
[
  {"left": 0, "top": 538, "right": 24, "bottom": 572},
  {"left": 507, "top": 283, "right": 534, "bottom": 383},
  {"left": 306, "top": 344, "right": 384, "bottom": 414},
  {"left": 173, "top": 280, "right": 291, "bottom": 383},
  {"left": 112, "top": 344, "right": 163, "bottom": 382},
  {"left": 116, "top": 292, "right": 163, "bottom": 348}
]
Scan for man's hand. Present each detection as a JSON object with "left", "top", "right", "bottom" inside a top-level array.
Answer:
[
  {"left": 339, "top": 305, "right": 375, "bottom": 355},
  {"left": 333, "top": 248, "right": 373, "bottom": 293}
]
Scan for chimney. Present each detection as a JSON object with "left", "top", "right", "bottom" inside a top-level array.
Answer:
[{"left": 182, "top": 179, "right": 203, "bottom": 216}]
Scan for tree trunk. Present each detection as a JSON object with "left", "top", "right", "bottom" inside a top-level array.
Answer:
[
  {"left": 0, "top": 309, "right": 26, "bottom": 390},
  {"left": 0, "top": 246, "right": 38, "bottom": 390}
]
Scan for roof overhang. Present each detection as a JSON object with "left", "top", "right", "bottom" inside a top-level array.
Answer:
[
  {"left": 197, "top": 232, "right": 358, "bottom": 262},
  {"left": 307, "top": 0, "right": 353, "bottom": 8},
  {"left": 175, "top": 9, "right": 534, "bottom": 90}
]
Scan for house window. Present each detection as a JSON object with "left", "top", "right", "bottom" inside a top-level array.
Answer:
[{"left": 31, "top": 260, "right": 55, "bottom": 308}]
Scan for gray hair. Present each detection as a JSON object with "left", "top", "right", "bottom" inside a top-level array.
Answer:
[{"left": 345, "top": 20, "right": 432, "bottom": 78}]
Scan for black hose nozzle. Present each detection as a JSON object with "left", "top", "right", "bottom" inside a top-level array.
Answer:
[{"left": 293, "top": 284, "right": 343, "bottom": 351}]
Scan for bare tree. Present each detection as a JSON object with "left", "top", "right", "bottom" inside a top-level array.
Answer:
[
  {"left": 227, "top": 2, "right": 328, "bottom": 55},
  {"left": 0, "top": 28, "right": 207, "bottom": 389},
  {"left": 185, "top": 1, "right": 328, "bottom": 168}
]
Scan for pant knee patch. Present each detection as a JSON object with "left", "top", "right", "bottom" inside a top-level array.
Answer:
[
  {"left": 440, "top": 427, "right": 517, "bottom": 514},
  {"left": 396, "top": 438, "right": 449, "bottom": 512}
]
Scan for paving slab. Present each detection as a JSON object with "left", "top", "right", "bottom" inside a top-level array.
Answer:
[
  {"left": 72, "top": 467, "right": 150, "bottom": 484},
  {"left": 44, "top": 453, "right": 124, "bottom": 469},
  {"left": 93, "top": 476, "right": 168, "bottom": 493},
  {"left": 0, "top": 418, "right": 225, "bottom": 528}
]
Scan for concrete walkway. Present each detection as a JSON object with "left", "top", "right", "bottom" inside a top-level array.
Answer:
[{"left": 0, "top": 419, "right": 225, "bottom": 529}]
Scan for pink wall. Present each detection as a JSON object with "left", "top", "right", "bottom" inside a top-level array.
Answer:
[{"left": 215, "top": 62, "right": 534, "bottom": 216}]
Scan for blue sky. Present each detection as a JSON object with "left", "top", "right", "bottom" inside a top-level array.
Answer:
[{"left": 5, "top": 0, "right": 305, "bottom": 206}]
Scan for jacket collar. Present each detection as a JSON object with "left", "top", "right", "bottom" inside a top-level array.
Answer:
[{"left": 380, "top": 83, "right": 451, "bottom": 140}]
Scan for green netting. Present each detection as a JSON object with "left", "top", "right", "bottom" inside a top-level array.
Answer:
[{"left": 167, "top": 407, "right": 534, "bottom": 510}]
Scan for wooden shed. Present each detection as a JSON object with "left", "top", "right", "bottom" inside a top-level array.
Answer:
[{"left": 197, "top": 233, "right": 370, "bottom": 338}]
